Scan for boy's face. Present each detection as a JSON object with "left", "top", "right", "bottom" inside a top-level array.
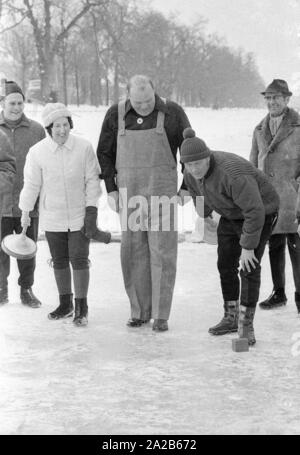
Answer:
[{"left": 185, "top": 158, "right": 210, "bottom": 179}]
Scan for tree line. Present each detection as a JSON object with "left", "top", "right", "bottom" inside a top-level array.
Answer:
[{"left": 0, "top": 0, "right": 265, "bottom": 107}]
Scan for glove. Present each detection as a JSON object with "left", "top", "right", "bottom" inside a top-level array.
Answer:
[
  {"left": 93, "top": 229, "right": 112, "bottom": 244},
  {"left": 81, "top": 206, "right": 98, "bottom": 239},
  {"left": 107, "top": 191, "right": 119, "bottom": 213},
  {"left": 21, "top": 211, "right": 31, "bottom": 229},
  {"left": 204, "top": 215, "right": 219, "bottom": 231}
]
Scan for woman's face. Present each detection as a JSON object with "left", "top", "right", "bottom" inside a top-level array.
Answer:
[{"left": 52, "top": 117, "right": 71, "bottom": 145}]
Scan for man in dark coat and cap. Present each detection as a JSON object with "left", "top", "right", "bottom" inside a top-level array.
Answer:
[
  {"left": 250, "top": 79, "right": 300, "bottom": 312},
  {"left": 181, "top": 128, "right": 279, "bottom": 346},
  {"left": 0, "top": 80, "right": 45, "bottom": 307}
]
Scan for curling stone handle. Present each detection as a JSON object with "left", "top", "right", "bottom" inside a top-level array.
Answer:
[{"left": 21, "top": 226, "right": 28, "bottom": 236}]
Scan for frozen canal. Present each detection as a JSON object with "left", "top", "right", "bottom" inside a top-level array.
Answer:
[{"left": 1, "top": 240, "right": 300, "bottom": 435}]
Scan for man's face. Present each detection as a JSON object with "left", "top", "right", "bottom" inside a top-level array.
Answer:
[
  {"left": 264, "top": 92, "right": 289, "bottom": 117},
  {"left": 129, "top": 84, "right": 155, "bottom": 116},
  {"left": 185, "top": 158, "right": 210, "bottom": 179},
  {"left": 3, "top": 93, "right": 24, "bottom": 121},
  {"left": 52, "top": 117, "right": 71, "bottom": 145}
]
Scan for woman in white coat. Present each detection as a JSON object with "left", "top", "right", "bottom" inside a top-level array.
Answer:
[{"left": 19, "top": 103, "right": 101, "bottom": 326}]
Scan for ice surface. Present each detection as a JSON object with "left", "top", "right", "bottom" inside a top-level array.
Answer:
[
  {"left": 0, "top": 106, "right": 299, "bottom": 435},
  {"left": 1, "top": 241, "right": 299, "bottom": 435}
]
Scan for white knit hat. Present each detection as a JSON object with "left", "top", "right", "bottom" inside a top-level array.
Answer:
[{"left": 42, "top": 102, "right": 72, "bottom": 127}]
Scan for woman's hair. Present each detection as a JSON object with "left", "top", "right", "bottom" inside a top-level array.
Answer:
[{"left": 45, "top": 116, "right": 73, "bottom": 137}]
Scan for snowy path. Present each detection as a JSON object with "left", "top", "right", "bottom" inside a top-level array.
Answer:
[{"left": 1, "top": 240, "right": 300, "bottom": 435}]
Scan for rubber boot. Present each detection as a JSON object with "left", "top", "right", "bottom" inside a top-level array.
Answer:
[
  {"left": 152, "top": 319, "right": 168, "bottom": 332},
  {"left": 73, "top": 298, "right": 88, "bottom": 326},
  {"left": 238, "top": 305, "right": 256, "bottom": 346},
  {"left": 208, "top": 300, "right": 238, "bottom": 335},
  {"left": 20, "top": 287, "right": 42, "bottom": 308},
  {"left": 295, "top": 292, "right": 300, "bottom": 314},
  {"left": 48, "top": 294, "right": 74, "bottom": 320},
  {"left": 259, "top": 288, "right": 287, "bottom": 309}
]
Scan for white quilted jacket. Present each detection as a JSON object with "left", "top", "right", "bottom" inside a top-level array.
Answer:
[{"left": 19, "top": 134, "right": 101, "bottom": 231}]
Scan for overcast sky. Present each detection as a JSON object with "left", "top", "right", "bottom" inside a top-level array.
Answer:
[{"left": 150, "top": 0, "right": 300, "bottom": 90}]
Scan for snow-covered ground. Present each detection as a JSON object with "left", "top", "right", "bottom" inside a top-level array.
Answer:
[{"left": 1, "top": 106, "right": 300, "bottom": 435}]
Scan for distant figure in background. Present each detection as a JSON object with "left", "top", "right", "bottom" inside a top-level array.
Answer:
[
  {"left": 47, "top": 89, "right": 58, "bottom": 103},
  {"left": 181, "top": 128, "right": 279, "bottom": 345},
  {"left": 0, "top": 81, "right": 45, "bottom": 307},
  {"left": 250, "top": 79, "right": 300, "bottom": 313},
  {"left": 97, "top": 75, "right": 191, "bottom": 331},
  {"left": 19, "top": 103, "right": 102, "bottom": 326}
]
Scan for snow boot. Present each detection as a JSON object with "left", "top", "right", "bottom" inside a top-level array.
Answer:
[
  {"left": 259, "top": 288, "right": 287, "bottom": 309},
  {"left": 208, "top": 300, "right": 238, "bottom": 335},
  {"left": 20, "top": 287, "right": 42, "bottom": 308},
  {"left": 152, "top": 319, "right": 168, "bottom": 332},
  {"left": 48, "top": 294, "right": 74, "bottom": 320},
  {"left": 0, "top": 285, "right": 8, "bottom": 305},
  {"left": 73, "top": 298, "right": 88, "bottom": 326},
  {"left": 295, "top": 292, "right": 300, "bottom": 314},
  {"left": 238, "top": 305, "right": 256, "bottom": 346}
]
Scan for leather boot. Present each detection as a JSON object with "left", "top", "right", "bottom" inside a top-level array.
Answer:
[
  {"left": 73, "top": 298, "right": 88, "bottom": 326},
  {"left": 208, "top": 300, "right": 238, "bottom": 335},
  {"left": 0, "top": 285, "right": 8, "bottom": 305},
  {"left": 48, "top": 294, "right": 74, "bottom": 320},
  {"left": 152, "top": 319, "right": 168, "bottom": 331},
  {"left": 238, "top": 305, "right": 256, "bottom": 346},
  {"left": 20, "top": 287, "right": 42, "bottom": 308},
  {"left": 295, "top": 292, "right": 300, "bottom": 314},
  {"left": 127, "top": 318, "right": 150, "bottom": 327},
  {"left": 259, "top": 288, "right": 287, "bottom": 309}
]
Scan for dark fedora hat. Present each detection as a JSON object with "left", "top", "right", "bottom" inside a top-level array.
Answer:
[{"left": 261, "top": 79, "right": 292, "bottom": 96}]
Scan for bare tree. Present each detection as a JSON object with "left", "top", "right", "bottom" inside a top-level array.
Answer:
[
  {"left": 4, "top": 24, "right": 37, "bottom": 90},
  {"left": 2, "top": 0, "right": 107, "bottom": 98},
  {"left": 94, "top": 0, "right": 136, "bottom": 102}
]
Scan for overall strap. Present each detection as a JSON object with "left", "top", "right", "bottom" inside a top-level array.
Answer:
[
  {"left": 118, "top": 99, "right": 126, "bottom": 135},
  {"left": 156, "top": 98, "right": 166, "bottom": 134}
]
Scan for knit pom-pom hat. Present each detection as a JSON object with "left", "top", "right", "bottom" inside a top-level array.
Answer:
[
  {"left": 180, "top": 128, "right": 211, "bottom": 163},
  {"left": 5, "top": 81, "right": 25, "bottom": 99}
]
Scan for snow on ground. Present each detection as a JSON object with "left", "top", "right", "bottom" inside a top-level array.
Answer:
[
  {"left": 1, "top": 106, "right": 300, "bottom": 435},
  {"left": 0, "top": 241, "right": 299, "bottom": 435}
]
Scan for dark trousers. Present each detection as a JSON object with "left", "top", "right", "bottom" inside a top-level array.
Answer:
[
  {"left": 45, "top": 231, "right": 90, "bottom": 270},
  {"left": 217, "top": 214, "right": 276, "bottom": 308},
  {"left": 0, "top": 216, "right": 39, "bottom": 289},
  {"left": 268, "top": 233, "right": 300, "bottom": 293}
]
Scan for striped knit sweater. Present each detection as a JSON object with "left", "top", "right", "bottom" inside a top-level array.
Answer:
[{"left": 184, "top": 151, "right": 279, "bottom": 249}]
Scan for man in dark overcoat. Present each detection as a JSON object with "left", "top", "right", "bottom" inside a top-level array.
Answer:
[{"left": 250, "top": 79, "right": 300, "bottom": 312}]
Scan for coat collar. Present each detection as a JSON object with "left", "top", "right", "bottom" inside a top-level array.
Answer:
[
  {"left": 47, "top": 133, "right": 74, "bottom": 153},
  {"left": 257, "top": 107, "right": 300, "bottom": 151},
  {"left": 0, "top": 111, "right": 31, "bottom": 128},
  {"left": 204, "top": 153, "right": 215, "bottom": 180}
]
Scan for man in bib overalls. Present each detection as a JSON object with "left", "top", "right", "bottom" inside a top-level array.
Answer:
[{"left": 97, "top": 75, "right": 190, "bottom": 331}]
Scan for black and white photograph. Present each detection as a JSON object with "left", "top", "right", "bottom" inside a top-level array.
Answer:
[{"left": 0, "top": 0, "right": 300, "bottom": 438}]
